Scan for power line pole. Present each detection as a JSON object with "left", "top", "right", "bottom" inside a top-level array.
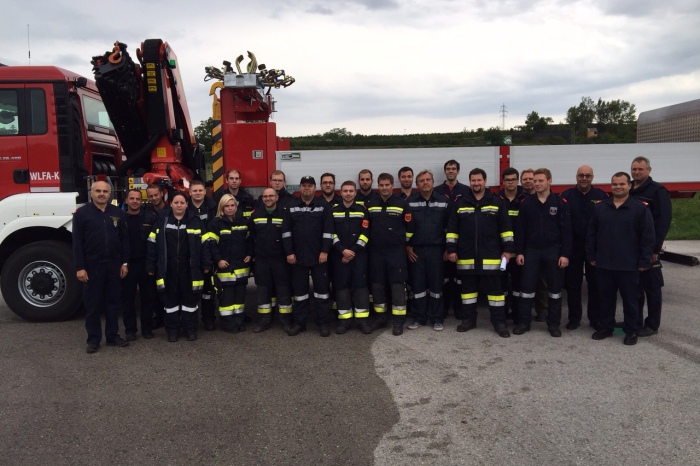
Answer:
[{"left": 500, "top": 103, "right": 508, "bottom": 130}]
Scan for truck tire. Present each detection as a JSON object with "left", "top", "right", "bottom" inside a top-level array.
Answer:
[{"left": 1, "top": 241, "right": 82, "bottom": 321}]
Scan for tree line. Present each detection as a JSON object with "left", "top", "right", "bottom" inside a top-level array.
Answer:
[{"left": 193, "top": 96, "right": 637, "bottom": 152}]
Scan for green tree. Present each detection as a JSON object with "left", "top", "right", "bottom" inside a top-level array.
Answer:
[
  {"left": 524, "top": 111, "right": 554, "bottom": 135},
  {"left": 483, "top": 126, "right": 506, "bottom": 145},
  {"left": 194, "top": 117, "right": 216, "bottom": 153},
  {"left": 595, "top": 98, "right": 636, "bottom": 125},
  {"left": 566, "top": 96, "right": 596, "bottom": 143}
]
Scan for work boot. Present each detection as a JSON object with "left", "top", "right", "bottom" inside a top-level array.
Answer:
[
  {"left": 279, "top": 315, "right": 293, "bottom": 333},
  {"left": 456, "top": 319, "right": 476, "bottom": 332},
  {"left": 392, "top": 323, "right": 403, "bottom": 336},
  {"left": 360, "top": 319, "right": 373, "bottom": 335},
  {"left": 494, "top": 323, "right": 510, "bottom": 338},
  {"left": 319, "top": 324, "right": 331, "bottom": 337},
  {"left": 370, "top": 314, "right": 389, "bottom": 331},
  {"left": 287, "top": 323, "right": 307, "bottom": 336},
  {"left": 253, "top": 315, "right": 272, "bottom": 333},
  {"left": 336, "top": 320, "right": 352, "bottom": 335}
]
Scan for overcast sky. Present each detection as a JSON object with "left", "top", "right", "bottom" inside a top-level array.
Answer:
[{"left": 2, "top": 0, "right": 699, "bottom": 137}]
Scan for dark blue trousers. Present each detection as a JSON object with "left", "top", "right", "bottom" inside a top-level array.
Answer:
[
  {"left": 597, "top": 268, "right": 641, "bottom": 335},
  {"left": 84, "top": 262, "right": 122, "bottom": 345}
]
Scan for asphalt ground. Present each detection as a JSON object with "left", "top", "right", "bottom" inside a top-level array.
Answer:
[{"left": 1, "top": 241, "right": 699, "bottom": 465}]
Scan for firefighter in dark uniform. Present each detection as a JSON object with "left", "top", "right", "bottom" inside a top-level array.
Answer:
[
  {"left": 74, "top": 180, "right": 130, "bottom": 353},
  {"left": 249, "top": 188, "right": 293, "bottom": 333},
  {"left": 146, "top": 192, "right": 211, "bottom": 342},
  {"left": 188, "top": 180, "right": 218, "bottom": 331},
  {"left": 283, "top": 176, "right": 334, "bottom": 337},
  {"left": 145, "top": 184, "right": 171, "bottom": 329},
  {"left": 122, "top": 188, "right": 158, "bottom": 340},
  {"left": 366, "top": 173, "right": 414, "bottom": 336},
  {"left": 329, "top": 180, "right": 372, "bottom": 334},
  {"left": 587, "top": 172, "right": 655, "bottom": 345},
  {"left": 255, "top": 170, "right": 296, "bottom": 211},
  {"left": 356, "top": 169, "right": 381, "bottom": 207},
  {"left": 446, "top": 168, "right": 513, "bottom": 338},
  {"left": 514, "top": 168, "right": 572, "bottom": 337},
  {"left": 434, "top": 160, "right": 470, "bottom": 318},
  {"left": 320, "top": 172, "right": 343, "bottom": 207},
  {"left": 498, "top": 167, "right": 528, "bottom": 323},
  {"left": 207, "top": 194, "right": 252, "bottom": 334},
  {"left": 561, "top": 165, "right": 608, "bottom": 331},
  {"left": 214, "top": 169, "right": 255, "bottom": 221},
  {"left": 630, "top": 156, "right": 672, "bottom": 337},
  {"left": 406, "top": 169, "right": 450, "bottom": 331},
  {"left": 398, "top": 166, "right": 416, "bottom": 199}
]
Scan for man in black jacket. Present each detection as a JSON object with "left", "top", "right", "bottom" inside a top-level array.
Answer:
[
  {"left": 561, "top": 165, "right": 608, "bottom": 330},
  {"left": 587, "top": 172, "right": 655, "bottom": 345},
  {"left": 514, "top": 168, "right": 572, "bottom": 337},
  {"left": 630, "top": 156, "right": 672, "bottom": 336},
  {"left": 73, "top": 180, "right": 130, "bottom": 353},
  {"left": 189, "top": 180, "right": 218, "bottom": 330}
]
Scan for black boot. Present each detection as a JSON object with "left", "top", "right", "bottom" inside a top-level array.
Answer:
[
  {"left": 370, "top": 314, "right": 389, "bottom": 331},
  {"left": 279, "top": 314, "right": 293, "bottom": 333},
  {"left": 253, "top": 314, "right": 272, "bottom": 333}
]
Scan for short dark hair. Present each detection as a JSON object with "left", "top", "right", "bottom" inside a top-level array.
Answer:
[
  {"left": 377, "top": 173, "right": 394, "bottom": 184},
  {"left": 225, "top": 169, "right": 240, "bottom": 178},
  {"left": 469, "top": 168, "right": 487, "bottom": 181},
  {"left": 320, "top": 172, "right": 336, "bottom": 183},
  {"left": 341, "top": 180, "right": 357, "bottom": 189},
  {"left": 190, "top": 180, "right": 206, "bottom": 189},
  {"left": 398, "top": 166, "right": 413, "bottom": 177},
  {"left": 127, "top": 188, "right": 142, "bottom": 197},
  {"left": 444, "top": 159, "right": 460, "bottom": 171},
  {"left": 358, "top": 169, "right": 373, "bottom": 180},
  {"left": 501, "top": 167, "right": 519, "bottom": 180},
  {"left": 612, "top": 171, "right": 631, "bottom": 183},
  {"left": 146, "top": 184, "right": 163, "bottom": 193},
  {"left": 170, "top": 192, "right": 188, "bottom": 203}
]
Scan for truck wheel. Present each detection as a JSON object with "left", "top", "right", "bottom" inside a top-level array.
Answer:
[{"left": 1, "top": 241, "right": 82, "bottom": 321}]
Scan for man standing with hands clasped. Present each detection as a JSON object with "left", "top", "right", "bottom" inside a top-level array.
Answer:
[
  {"left": 587, "top": 172, "right": 655, "bottom": 345},
  {"left": 73, "top": 180, "right": 130, "bottom": 353}
]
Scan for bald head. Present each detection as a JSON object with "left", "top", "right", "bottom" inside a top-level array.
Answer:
[
  {"left": 576, "top": 165, "right": 594, "bottom": 193},
  {"left": 90, "top": 181, "right": 111, "bottom": 210}
]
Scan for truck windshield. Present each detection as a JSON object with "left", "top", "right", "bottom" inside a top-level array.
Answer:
[{"left": 82, "top": 95, "right": 114, "bottom": 130}]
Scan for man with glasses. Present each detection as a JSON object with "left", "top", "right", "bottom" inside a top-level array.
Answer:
[
  {"left": 498, "top": 168, "right": 528, "bottom": 323},
  {"left": 257, "top": 170, "right": 295, "bottom": 210},
  {"left": 561, "top": 166, "right": 608, "bottom": 331},
  {"left": 320, "top": 172, "right": 342, "bottom": 206}
]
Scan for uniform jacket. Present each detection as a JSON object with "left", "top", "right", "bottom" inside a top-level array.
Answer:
[
  {"left": 207, "top": 215, "right": 252, "bottom": 286},
  {"left": 73, "top": 202, "right": 129, "bottom": 270},
  {"left": 406, "top": 191, "right": 450, "bottom": 248},
  {"left": 255, "top": 188, "right": 296, "bottom": 211},
  {"left": 249, "top": 205, "right": 289, "bottom": 260},
  {"left": 146, "top": 210, "right": 211, "bottom": 292},
  {"left": 282, "top": 197, "right": 333, "bottom": 267},
  {"left": 586, "top": 196, "right": 655, "bottom": 271},
  {"left": 329, "top": 201, "right": 370, "bottom": 254},
  {"left": 188, "top": 197, "right": 217, "bottom": 224},
  {"left": 365, "top": 194, "right": 414, "bottom": 250},
  {"left": 434, "top": 180, "right": 470, "bottom": 204},
  {"left": 561, "top": 186, "right": 608, "bottom": 244},
  {"left": 515, "top": 192, "right": 572, "bottom": 258},
  {"left": 125, "top": 208, "right": 159, "bottom": 262},
  {"left": 630, "top": 176, "right": 672, "bottom": 255},
  {"left": 497, "top": 187, "right": 529, "bottom": 235},
  {"left": 446, "top": 190, "right": 514, "bottom": 274},
  {"left": 320, "top": 193, "right": 343, "bottom": 208},
  {"left": 355, "top": 190, "right": 381, "bottom": 207}
]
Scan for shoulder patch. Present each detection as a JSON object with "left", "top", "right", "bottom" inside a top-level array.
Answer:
[
  {"left": 362, "top": 219, "right": 369, "bottom": 228},
  {"left": 404, "top": 213, "right": 412, "bottom": 222}
]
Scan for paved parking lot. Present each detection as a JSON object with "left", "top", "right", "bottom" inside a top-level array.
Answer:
[{"left": 1, "top": 241, "right": 698, "bottom": 465}]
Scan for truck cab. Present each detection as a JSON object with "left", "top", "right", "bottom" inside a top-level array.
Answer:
[{"left": 0, "top": 66, "right": 121, "bottom": 320}]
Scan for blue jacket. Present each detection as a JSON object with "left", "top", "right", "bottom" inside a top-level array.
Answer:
[
  {"left": 73, "top": 203, "right": 129, "bottom": 270},
  {"left": 515, "top": 192, "right": 572, "bottom": 258},
  {"left": 586, "top": 197, "right": 655, "bottom": 271}
]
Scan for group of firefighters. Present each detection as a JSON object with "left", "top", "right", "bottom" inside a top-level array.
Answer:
[{"left": 73, "top": 155, "right": 670, "bottom": 353}]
